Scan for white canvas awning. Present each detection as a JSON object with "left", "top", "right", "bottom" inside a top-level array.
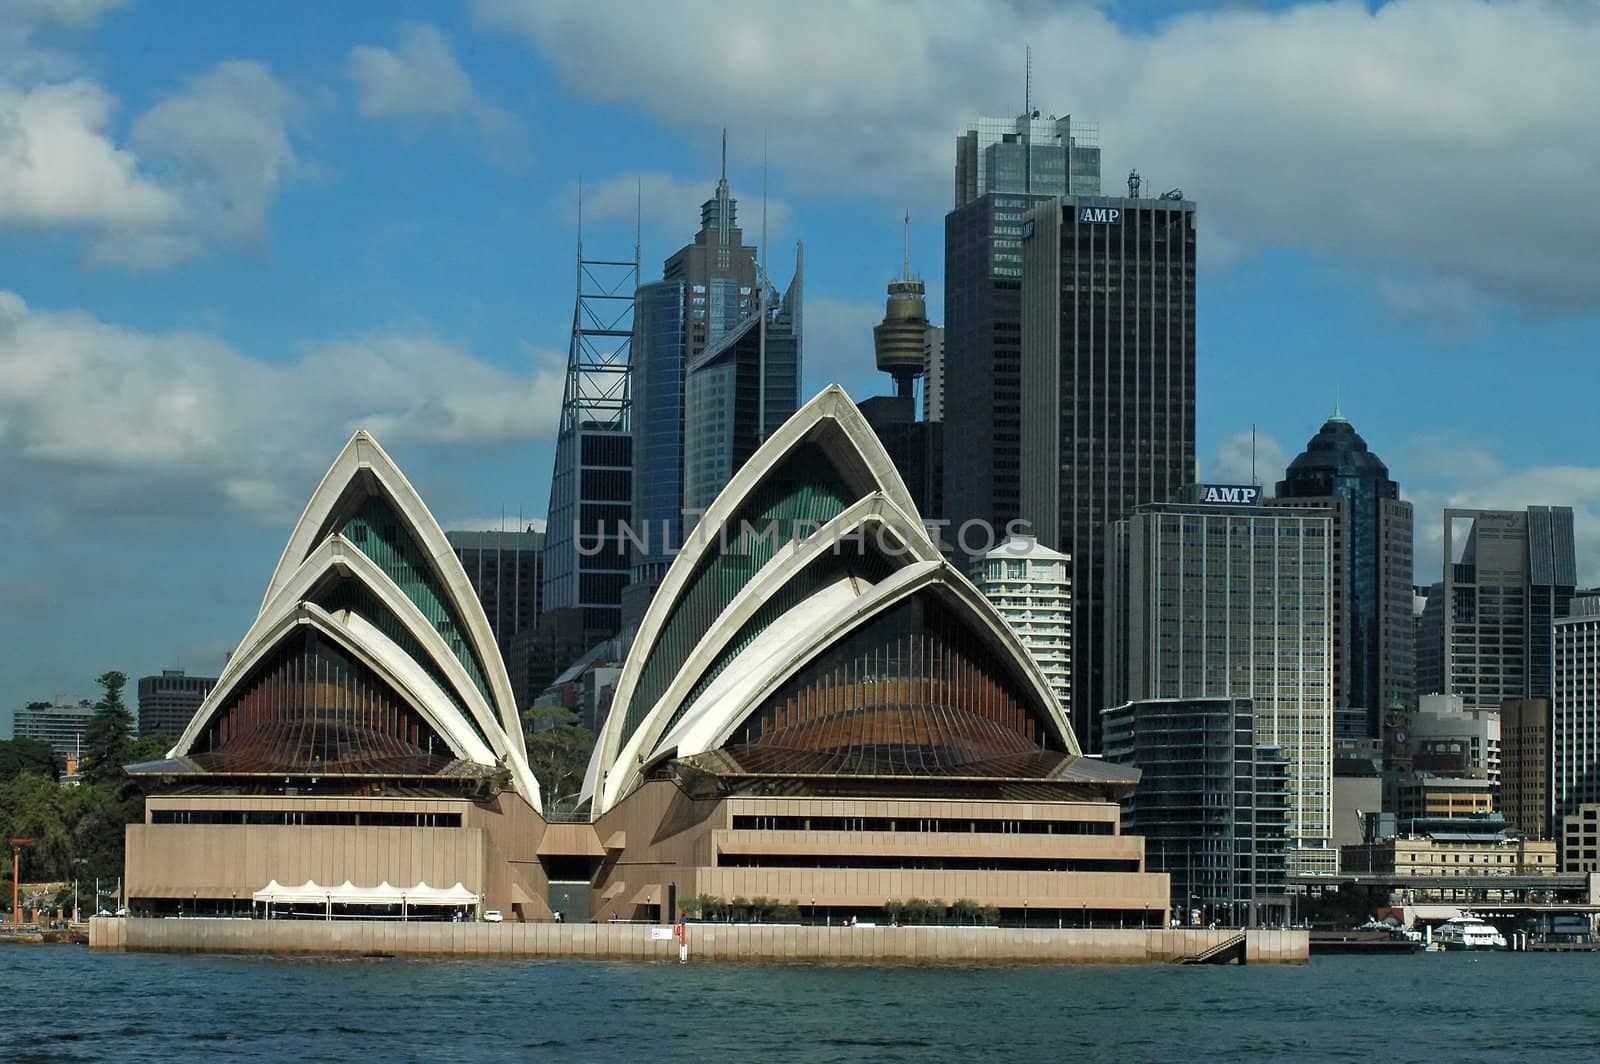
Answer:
[{"left": 252, "top": 880, "right": 477, "bottom": 906}]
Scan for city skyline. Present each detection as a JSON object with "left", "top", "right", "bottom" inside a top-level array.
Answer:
[{"left": 5, "top": 0, "right": 1600, "bottom": 713}]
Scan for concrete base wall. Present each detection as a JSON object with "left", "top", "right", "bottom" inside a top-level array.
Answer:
[{"left": 89, "top": 917, "right": 1305, "bottom": 965}]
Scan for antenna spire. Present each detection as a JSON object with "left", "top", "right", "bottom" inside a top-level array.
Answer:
[
  {"left": 902, "top": 211, "right": 911, "bottom": 280},
  {"left": 761, "top": 132, "right": 769, "bottom": 273},
  {"left": 1025, "top": 46, "right": 1032, "bottom": 117},
  {"left": 721, "top": 127, "right": 727, "bottom": 182}
]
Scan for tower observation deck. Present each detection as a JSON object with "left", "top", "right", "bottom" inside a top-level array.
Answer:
[{"left": 873, "top": 215, "right": 930, "bottom": 399}]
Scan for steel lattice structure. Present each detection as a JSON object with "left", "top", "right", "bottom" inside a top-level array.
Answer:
[{"left": 541, "top": 217, "right": 639, "bottom": 630}]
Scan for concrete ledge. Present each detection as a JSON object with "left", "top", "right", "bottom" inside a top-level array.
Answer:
[{"left": 89, "top": 918, "right": 1306, "bottom": 964}]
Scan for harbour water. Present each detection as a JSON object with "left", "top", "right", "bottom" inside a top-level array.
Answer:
[{"left": 5, "top": 948, "right": 1600, "bottom": 1062}]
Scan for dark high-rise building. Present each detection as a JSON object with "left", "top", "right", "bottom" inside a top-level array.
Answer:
[
  {"left": 1102, "top": 697, "right": 1289, "bottom": 926},
  {"left": 137, "top": 670, "right": 217, "bottom": 738},
  {"left": 1441, "top": 506, "right": 1575, "bottom": 708},
  {"left": 1500, "top": 697, "right": 1550, "bottom": 839},
  {"left": 683, "top": 257, "right": 803, "bottom": 513},
  {"left": 1528, "top": 506, "right": 1579, "bottom": 700},
  {"left": 448, "top": 527, "right": 544, "bottom": 707},
  {"left": 859, "top": 394, "right": 939, "bottom": 518},
  {"left": 1417, "top": 582, "right": 1445, "bottom": 696},
  {"left": 1019, "top": 192, "right": 1197, "bottom": 748},
  {"left": 542, "top": 222, "right": 636, "bottom": 640},
  {"left": 1273, "top": 413, "right": 1414, "bottom": 736},
  {"left": 630, "top": 280, "right": 687, "bottom": 585},
  {"left": 943, "top": 114, "right": 1101, "bottom": 551}
]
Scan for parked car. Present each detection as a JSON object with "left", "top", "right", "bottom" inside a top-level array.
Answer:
[{"left": 483, "top": 909, "right": 504, "bottom": 923}]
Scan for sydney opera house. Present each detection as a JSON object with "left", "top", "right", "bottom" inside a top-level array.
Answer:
[{"left": 125, "top": 388, "right": 1169, "bottom": 925}]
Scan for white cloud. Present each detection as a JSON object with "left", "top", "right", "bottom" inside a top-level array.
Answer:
[
  {"left": 349, "top": 22, "right": 473, "bottom": 121},
  {"left": 0, "top": 0, "right": 126, "bottom": 30},
  {"left": 1372, "top": 274, "right": 1493, "bottom": 343},
  {"left": 0, "top": 291, "right": 566, "bottom": 526},
  {"left": 348, "top": 22, "right": 528, "bottom": 165},
  {"left": 1206, "top": 429, "right": 1286, "bottom": 488},
  {"left": 476, "top": 0, "right": 1600, "bottom": 314},
  {"left": 0, "top": 77, "right": 177, "bottom": 227},
  {"left": 126, "top": 60, "right": 296, "bottom": 245},
  {"left": 2, "top": 59, "right": 302, "bottom": 268}
]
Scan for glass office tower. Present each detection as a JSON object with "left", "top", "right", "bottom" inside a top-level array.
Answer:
[{"left": 1275, "top": 414, "right": 1414, "bottom": 736}]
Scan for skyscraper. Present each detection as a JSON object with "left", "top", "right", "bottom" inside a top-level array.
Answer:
[
  {"left": 1273, "top": 413, "right": 1414, "bottom": 736},
  {"left": 137, "top": 669, "right": 217, "bottom": 738},
  {"left": 1416, "top": 582, "right": 1445, "bottom": 696},
  {"left": 922, "top": 325, "right": 945, "bottom": 424},
  {"left": 1440, "top": 506, "right": 1576, "bottom": 708},
  {"left": 1552, "top": 593, "right": 1600, "bottom": 850},
  {"left": 1102, "top": 696, "right": 1289, "bottom": 925},
  {"left": 448, "top": 526, "right": 544, "bottom": 707},
  {"left": 631, "top": 137, "right": 800, "bottom": 566},
  {"left": 682, "top": 253, "right": 803, "bottom": 513},
  {"left": 971, "top": 534, "right": 1072, "bottom": 713},
  {"left": 629, "top": 279, "right": 687, "bottom": 585},
  {"left": 1019, "top": 189, "right": 1197, "bottom": 747},
  {"left": 1500, "top": 697, "right": 1550, "bottom": 839},
  {"left": 541, "top": 221, "right": 637, "bottom": 641},
  {"left": 943, "top": 113, "right": 1101, "bottom": 554},
  {"left": 1105, "top": 502, "right": 1336, "bottom": 875}
]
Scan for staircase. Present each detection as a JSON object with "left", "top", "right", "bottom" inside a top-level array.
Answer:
[{"left": 1181, "top": 932, "right": 1247, "bottom": 965}]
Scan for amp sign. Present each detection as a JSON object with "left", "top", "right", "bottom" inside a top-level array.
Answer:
[
  {"left": 1079, "top": 207, "right": 1121, "bottom": 224},
  {"left": 1201, "top": 484, "right": 1261, "bottom": 506}
]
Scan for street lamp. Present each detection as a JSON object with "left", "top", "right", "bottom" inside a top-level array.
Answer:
[
  {"left": 11, "top": 839, "right": 36, "bottom": 929},
  {"left": 1023, "top": 900, "right": 1028, "bottom": 929}
]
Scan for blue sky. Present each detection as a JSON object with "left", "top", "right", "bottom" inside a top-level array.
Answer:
[{"left": 3, "top": 0, "right": 1599, "bottom": 715}]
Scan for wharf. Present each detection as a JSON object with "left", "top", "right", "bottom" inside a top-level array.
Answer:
[{"left": 90, "top": 918, "right": 1308, "bottom": 965}]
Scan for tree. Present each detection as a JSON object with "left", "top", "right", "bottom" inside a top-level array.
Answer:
[
  {"left": 522, "top": 704, "right": 595, "bottom": 813},
  {"left": 82, "top": 671, "right": 134, "bottom": 787},
  {"left": 0, "top": 739, "right": 59, "bottom": 782},
  {"left": 127, "top": 734, "right": 175, "bottom": 764}
]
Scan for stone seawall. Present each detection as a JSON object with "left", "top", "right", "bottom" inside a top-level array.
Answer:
[{"left": 90, "top": 918, "right": 1306, "bottom": 964}]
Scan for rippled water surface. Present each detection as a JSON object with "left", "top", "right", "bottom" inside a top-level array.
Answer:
[{"left": 4, "top": 947, "right": 1599, "bottom": 1062}]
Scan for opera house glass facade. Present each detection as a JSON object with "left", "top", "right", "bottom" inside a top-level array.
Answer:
[{"left": 124, "top": 391, "right": 1169, "bottom": 926}]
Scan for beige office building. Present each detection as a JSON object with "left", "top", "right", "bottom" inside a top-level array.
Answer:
[{"left": 1105, "top": 501, "right": 1336, "bottom": 876}]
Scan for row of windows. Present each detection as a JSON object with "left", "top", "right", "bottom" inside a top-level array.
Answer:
[
  {"left": 730, "top": 815, "right": 1113, "bottom": 836},
  {"left": 152, "top": 810, "right": 463, "bottom": 827},
  {"left": 718, "top": 854, "right": 1140, "bottom": 872}
]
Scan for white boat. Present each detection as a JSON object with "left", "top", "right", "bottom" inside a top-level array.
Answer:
[{"left": 1433, "top": 915, "right": 1507, "bottom": 951}]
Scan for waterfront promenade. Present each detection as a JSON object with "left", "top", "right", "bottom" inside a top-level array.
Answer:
[{"left": 89, "top": 917, "right": 1306, "bottom": 964}]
